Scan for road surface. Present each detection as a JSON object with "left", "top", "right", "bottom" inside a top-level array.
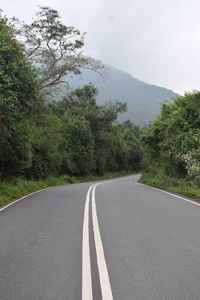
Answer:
[{"left": 0, "top": 174, "right": 200, "bottom": 299}]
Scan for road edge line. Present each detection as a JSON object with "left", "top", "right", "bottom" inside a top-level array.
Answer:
[
  {"left": 136, "top": 182, "right": 200, "bottom": 207},
  {"left": 0, "top": 187, "right": 55, "bottom": 212}
]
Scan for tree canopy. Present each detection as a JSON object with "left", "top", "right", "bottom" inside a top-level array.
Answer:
[
  {"left": 12, "top": 6, "right": 105, "bottom": 90},
  {"left": 0, "top": 17, "right": 41, "bottom": 178},
  {"left": 142, "top": 91, "right": 200, "bottom": 179}
]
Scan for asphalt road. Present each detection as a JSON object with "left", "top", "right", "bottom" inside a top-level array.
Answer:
[{"left": 0, "top": 175, "right": 200, "bottom": 300}]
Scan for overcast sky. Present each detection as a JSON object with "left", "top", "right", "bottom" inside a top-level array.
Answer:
[{"left": 1, "top": 0, "right": 200, "bottom": 94}]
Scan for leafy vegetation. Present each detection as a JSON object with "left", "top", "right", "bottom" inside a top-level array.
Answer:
[
  {"left": 0, "top": 16, "right": 41, "bottom": 179},
  {"left": 141, "top": 91, "right": 200, "bottom": 200},
  {"left": 1, "top": 6, "right": 199, "bottom": 207},
  {"left": 0, "top": 10, "right": 142, "bottom": 206}
]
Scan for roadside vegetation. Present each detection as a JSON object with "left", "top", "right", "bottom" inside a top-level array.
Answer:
[
  {"left": 0, "top": 7, "right": 141, "bottom": 206},
  {"left": 0, "top": 6, "right": 199, "bottom": 207},
  {"left": 141, "top": 91, "right": 200, "bottom": 201},
  {"left": 0, "top": 171, "right": 135, "bottom": 207}
]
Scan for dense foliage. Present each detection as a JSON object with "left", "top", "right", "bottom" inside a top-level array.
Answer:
[
  {"left": 142, "top": 91, "right": 200, "bottom": 195},
  {"left": 0, "top": 17, "right": 41, "bottom": 178},
  {"left": 1, "top": 7, "right": 199, "bottom": 203},
  {"left": 0, "top": 16, "right": 142, "bottom": 181},
  {"left": 47, "top": 86, "right": 142, "bottom": 176}
]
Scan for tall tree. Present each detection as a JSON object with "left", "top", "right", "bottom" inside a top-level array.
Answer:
[{"left": 13, "top": 6, "right": 105, "bottom": 90}]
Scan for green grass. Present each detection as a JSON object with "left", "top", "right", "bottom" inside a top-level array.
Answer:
[
  {"left": 140, "top": 172, "right": 200, "bottom": 201},
  {"left": 0, "top": 170, "right": 135, "bottom": 208}
]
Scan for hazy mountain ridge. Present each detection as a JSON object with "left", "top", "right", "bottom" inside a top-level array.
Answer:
[{"left": 63, "top": 65, "right": 179, "bottom": 125}]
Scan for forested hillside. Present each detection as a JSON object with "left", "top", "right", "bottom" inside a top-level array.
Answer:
[{"left": 64, "top": 66, "right": 179, "bottom": 125}]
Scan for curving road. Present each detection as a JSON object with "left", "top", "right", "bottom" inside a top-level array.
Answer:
[{"left": 0, "top": 175, "right": 200, "bottom": 299}]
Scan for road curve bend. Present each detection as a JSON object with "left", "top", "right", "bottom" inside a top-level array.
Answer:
[{"left": 0, "top": 175, "right": 200, "bottom": 300}]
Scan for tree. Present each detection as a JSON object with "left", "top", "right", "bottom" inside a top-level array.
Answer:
[
  {"left": 13, "top": 6, "right": 105, "bottom": 90},
  {"left": 60, "top": 118, "right": 95, "bottom": 175},
  {"left": 0, "top": 16, "right": 40, "bottom": 178},
  {"left": 142, "top": 91, "right": 200, "bottom": 178},
  {"left": 24, "top": 114, "right": 63, "bottom": 179},
  {"left": 49, "top": 85, "right": 142, "bottom": 175}
]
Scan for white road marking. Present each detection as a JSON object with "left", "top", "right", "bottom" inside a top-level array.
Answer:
[
  {"left": 92, "top": 184, "right": 114, "bottom": 300},
  {"left": 82, "top": 176, "right": 134, "bottom": 299},
  {"left": 0, "top": 187, "right": 53, "bottom": 212},
  {"left": 137, "top": 182, "right": 200, "bottom": 207},
  {"left": 82, "top": 184, "right": 94, "bottom": 300},
  {"left": 82, "top": 180, "right": 117, "bottom": 300}
]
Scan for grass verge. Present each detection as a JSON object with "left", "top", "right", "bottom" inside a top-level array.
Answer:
[
  {"left": 0, "top": 170, "right": 135, "bottom": 208},
  {"left": 140, "top": 172, "right": 200, "bottom": 201}
]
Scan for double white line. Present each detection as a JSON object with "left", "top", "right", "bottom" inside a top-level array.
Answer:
[{"left": 82, "top": 183, "right": 114, "bottom": 300}]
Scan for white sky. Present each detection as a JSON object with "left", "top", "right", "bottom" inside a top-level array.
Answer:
[{"left": 1, "top": 0, "right": 200, "bottom": 94}]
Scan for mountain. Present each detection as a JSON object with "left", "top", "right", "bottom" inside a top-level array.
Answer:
[{"left": 59, "top": 65, "right": 179, "bottom": 126}]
